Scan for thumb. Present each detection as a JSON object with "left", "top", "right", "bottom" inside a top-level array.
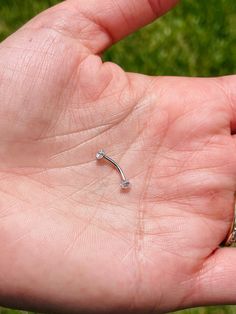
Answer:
[{"left": 21, "top": 0, "right": 179, "bottom": 53}]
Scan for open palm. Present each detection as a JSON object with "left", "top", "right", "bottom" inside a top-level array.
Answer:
[{"left": 0, "top": 1, "right": 236, "bottom": 313}]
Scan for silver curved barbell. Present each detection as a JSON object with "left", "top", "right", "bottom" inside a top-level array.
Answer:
[{"left": 96, "top": 149, "right": 130, "bottom": 189}]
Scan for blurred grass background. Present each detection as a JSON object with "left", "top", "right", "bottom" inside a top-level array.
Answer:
[{"left": 0, "top": 0, "right": 236, "bottom": 313}]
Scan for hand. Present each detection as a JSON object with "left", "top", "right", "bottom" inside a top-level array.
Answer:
[{"left": 0, "top": 0, "right": 236, "bottom": 313}]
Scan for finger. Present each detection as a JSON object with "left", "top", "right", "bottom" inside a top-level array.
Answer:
[
  {"left": 22, "top": 0, "right": 179, "bottom": 53},
  {"left": 193, "top": 247, "right": 236, "bottom": 306},
  {"left": 216, "top": 75, "right": 236, "bottom": 133}
]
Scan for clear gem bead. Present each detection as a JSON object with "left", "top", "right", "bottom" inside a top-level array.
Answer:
[
  {"left": 96, "top": 150, "right": 105, "bottom": 160},
  {"left": 120, "top": 180, "right": 130, "bottom": 189}
]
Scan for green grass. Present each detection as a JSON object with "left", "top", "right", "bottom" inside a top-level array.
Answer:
[
  {"left": 0, "top": 0, "right": 236, "bottom": 313},
  {"left": 105, "top": 0, "right": 236, "bottom": 77}
]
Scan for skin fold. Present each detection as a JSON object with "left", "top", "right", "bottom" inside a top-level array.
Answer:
[{"left": 0, "top": 0, "right": 236, "bottom": 312}]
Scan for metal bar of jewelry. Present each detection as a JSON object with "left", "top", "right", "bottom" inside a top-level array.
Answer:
[{"left": 96, "top": 149, "right": 130, "bottom": 189}]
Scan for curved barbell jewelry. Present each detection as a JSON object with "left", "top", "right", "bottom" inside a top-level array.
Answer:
[{"left": 96, "top": 149, "right": 130, "bottom": 189}]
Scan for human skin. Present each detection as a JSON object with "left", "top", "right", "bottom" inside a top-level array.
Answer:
[{"left": 0, "top": 0, "right": 236, "bottom": 313}]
